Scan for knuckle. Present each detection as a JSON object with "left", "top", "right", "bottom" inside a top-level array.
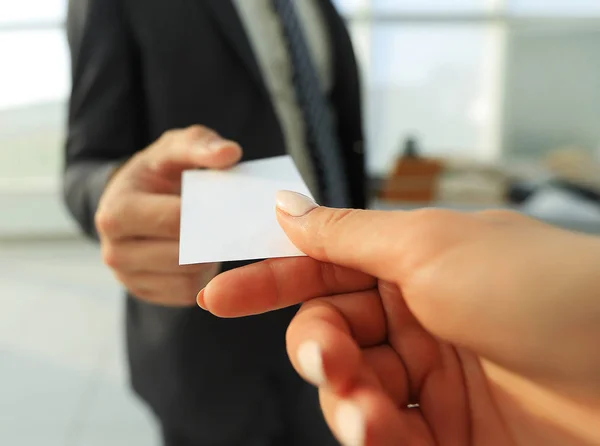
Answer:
[
  {"left": 316, "top": 208, "right": 360, "bottom": 236},
  {"left": 310, "top": 208, "right": 362, "bottom": 261},
  {"left": 157, "top": 206, "right": 180, "bottom": 237},
  {"left": 112, "top": 270, "right": 127, "bottom": 286},
  {"left": 101, "top": 244, "right": 121, "bottom": 269},
  {"left": 154, "top": 128, "right": 184, "bottom": 151},
  {"left": 317, "top": 262, "right": 340, "bottom": 295},
  {"left": 112, "top": 271, "right": 141, "bottom": 297},
  {"left": 184, "top": 125, "right": 211, "bottom": 141},
  {"left": 160, "top": 129, "right": 178, "bottom": 142},
  {"left": 125, "top": 151, "right": 145, "bottom": 169},
  {"left": 168, "top": 209, "right": 182, "bottom": 235},
  {"left": 119, "top": 277, "right": 150, "bottom": 300},
  {"left": 130, "top": 285, "right": 151, "bottom": 300},
  {"left": 95, "top": 208, "right": 120, "bottom": 236}
]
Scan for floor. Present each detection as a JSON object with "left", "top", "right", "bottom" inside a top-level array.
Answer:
[{"left": 0, "top": 238, "right": 159, "bottom": 446}]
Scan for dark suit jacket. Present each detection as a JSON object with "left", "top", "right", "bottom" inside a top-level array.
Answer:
[{"left": 64, "top": 0, "right": 365, "bottom": 442}]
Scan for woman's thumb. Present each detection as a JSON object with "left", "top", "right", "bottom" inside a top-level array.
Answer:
[{"left": 275, "top": 191, "right": 409, "bottom": 282}]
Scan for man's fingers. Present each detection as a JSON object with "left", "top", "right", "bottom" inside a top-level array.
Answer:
[
  {"left": 275, "top": 191, "right": 471, "bottom": 283},
  {"left": 96, "top": 193, "right": 181, "bottom": 239},
  {"left": 145, "top": 125, "right": 242, "bottom": 176},
  {"left": 200, "top": 256, "right": 376, "bottom": 317},
  {"left": 96, "top": 126, "right": 243, "bottom": 240},
  {"left": 115, "top": 272, "right": 207, "bottom": 307},
  {"left": 101, "top": 239, "right": 218, "bottom": 274}
]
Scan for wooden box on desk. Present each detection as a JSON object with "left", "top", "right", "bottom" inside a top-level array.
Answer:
[{"left": 378, "top": 156, "right": 444, "bottom": 203}]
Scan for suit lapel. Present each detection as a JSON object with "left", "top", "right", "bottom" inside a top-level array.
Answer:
[{"left": 201, "top": 0, "right": 265, "bottom": 88}]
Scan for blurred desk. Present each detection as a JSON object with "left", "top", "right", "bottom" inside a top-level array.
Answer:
[{"left": 372, "top": 200, "right": 600, "bottom": 236}]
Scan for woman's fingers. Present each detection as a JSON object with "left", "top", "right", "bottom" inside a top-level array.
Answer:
[
  {"left": 318, "top": 346, "right": 469, "bottom": 446},
  {"left": 289, "top": 315, "right": 361, "bottom": 393},
  {"left": 286, "top": 289, "right": 386, "bottom": 390},
  {"left": 362, "top": 345, "right": 411, "bottom": 406},
  {"left": 319, "top": 385, "right": 434, "bottom": 446},
  {"left": 285, "top": 292, "right": 447, "bottom": 446},
  {"left": 304, "top": 289, "right": 388, "bottom": 347},
  {"left": 287, "top": 292, "right": 410, "bottom": 402},
  {"left": 377, "top": 282, "right": 470, "bottom": 445},
  {"left": 201, "top": 256, "right": 375, "bottom": 317}
]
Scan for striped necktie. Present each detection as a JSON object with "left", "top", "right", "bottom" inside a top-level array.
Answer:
[{"left": 271, "top": 0, "right": 351, "bottom": 208}]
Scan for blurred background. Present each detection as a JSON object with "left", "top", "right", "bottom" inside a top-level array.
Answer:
[{"left": 1, "top": 0, "right": 600, "bottom": 444}]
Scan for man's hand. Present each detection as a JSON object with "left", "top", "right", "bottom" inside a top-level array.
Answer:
[{"left": 96, "top": 125, "right": 241, "bottom": 306}]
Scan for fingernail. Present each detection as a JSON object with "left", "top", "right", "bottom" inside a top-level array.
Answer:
[
  {"left": 297, "top": 341, "right": 325, "bottom": 386},
  {"left": 335, "top": 402, "right": 366, "bottom": 446},
  {"left": 276, "top": 190, "right": 318, "bottom": 217},
  {"left": 196, "top": 288, "right": 207, "bottom": 310}
]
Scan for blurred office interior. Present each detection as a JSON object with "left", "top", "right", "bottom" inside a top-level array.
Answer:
[{"left": 1, "top": 0, "right": 600, "bottom": 444}]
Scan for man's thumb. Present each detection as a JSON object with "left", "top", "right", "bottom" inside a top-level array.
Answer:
[
  {"left": 275, "top": 191, "right": 408, "bottom": 282},
  {"left": 146, "top": 125, "right": 242, "bottom": 175}
]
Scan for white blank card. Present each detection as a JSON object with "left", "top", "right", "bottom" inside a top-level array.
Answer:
[{"left": 179, "top": 155, "right": 313, "bottom": 265}]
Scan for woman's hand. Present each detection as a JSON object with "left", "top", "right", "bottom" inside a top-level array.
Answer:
[{"left": 198, "top": 191, "right": 600, "bottom": 446}]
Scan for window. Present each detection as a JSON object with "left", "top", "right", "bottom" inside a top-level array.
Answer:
[
  {"left": 0, "top": 1, "right": 70, "bottom": 236},
  {"left": 370, "top": 0, "right": 489, "bottom": 13},
  {"left": 0, "top": 0, "right": 66, "bottom": 25},
  {"left": 0, "top": 30, "right": 69, "bottom": 111},
  {"left": 338, "top": 0, "right": 600, "bottom": 176},
  {"left": 341, "top": 0, "right": 504, "bottom": 174},
  {"left": 0, "top": 10, "right": 68, "bottom": 182},
  {"left": 366, "top": 24, "right": 494, "bottom": 173},
  {"left": 510, "top": 0, "right": 600, "bottom": 16},
  {"left": 333, "top": 0, "right": 369, "bottom": 14},
  {"left": 2, "top": 0, "right": 599, "bottom": 235}
]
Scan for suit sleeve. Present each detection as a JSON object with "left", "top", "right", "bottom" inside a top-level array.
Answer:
[{"left": 63, "top": 0, "right": 143, "bottom": 239}]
